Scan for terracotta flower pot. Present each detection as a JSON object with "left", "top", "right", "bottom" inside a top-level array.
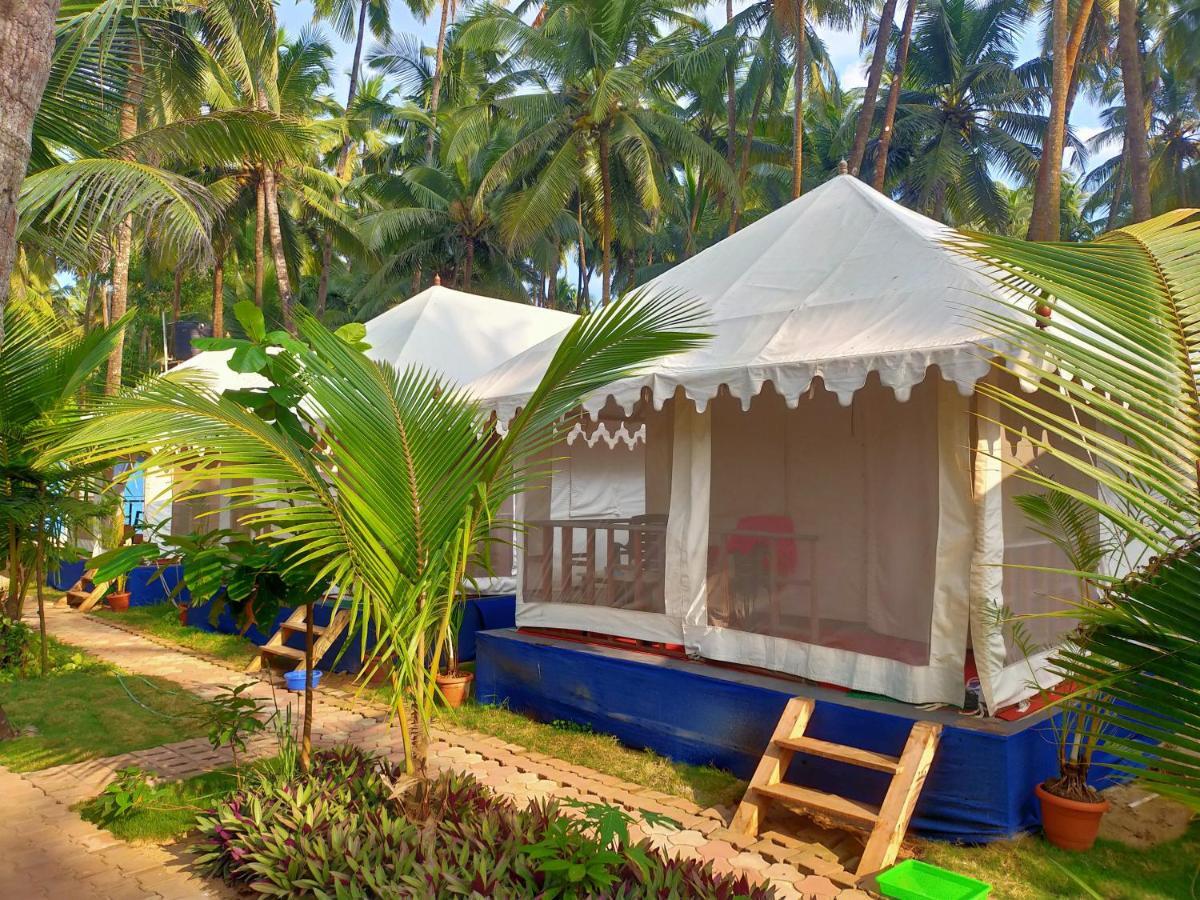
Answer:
[
  {"left": 436, "top": 671, "right": 474, "bottom": 708},
  {"left": 1036, "top": 782, "right": 1110, "bottom": 851},
  {"left": 177, "top": 605, "right": 189, "bottom": 626},
  {"left": 107, "top": 591, "right": 131, "bottom": 613}
]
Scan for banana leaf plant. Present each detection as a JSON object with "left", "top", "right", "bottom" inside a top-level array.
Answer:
[
  {"left": 952, "top": 209, "right": 1200, "bottom": 808},
  {"left": 48, "top": 292, "right": 707, "bottom": 775}
]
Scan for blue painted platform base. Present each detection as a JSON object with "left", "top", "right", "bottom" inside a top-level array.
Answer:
[{"left": 476, "top": 629, "right": 1128, "bottom": 844}]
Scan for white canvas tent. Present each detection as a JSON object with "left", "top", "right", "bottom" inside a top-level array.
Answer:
[
  {"left": 471, "top": 175, "right": 1098, "bottom": 714},
  {"left": 147, "top": 285, "right": 647, "bottom": 594}
]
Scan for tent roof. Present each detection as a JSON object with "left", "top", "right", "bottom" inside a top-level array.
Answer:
[
  {"left": 362, "top": 285, "right": 576, "bottom": 384},
  {"left": 470, "top": 175, "right": 1015, "bottom": 423},
  {"left": 173, "top": 348, "right": 270, "bottom": 393},
  {"left": 172, "top": 285, "right": 576, "bottom": 394}
]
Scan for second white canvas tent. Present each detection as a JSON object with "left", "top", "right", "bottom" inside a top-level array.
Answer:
[
  {"left": 471, "top": 175, "right": 1101, "bottom": 715},
  {"left": 152, "top": 285, "right": 581, "bottom": 590}
]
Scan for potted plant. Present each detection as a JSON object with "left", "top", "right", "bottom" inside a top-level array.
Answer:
[
  {"left": 1011, "top": 490, "right": 1112, "bottom": 851},
  {"left": 435, "top": 605, "right": 472, "bottom": 708},
  {"left": 102, "top": 516, "right": 132, "bottom": 612},
  {"left": 106, "top": 570, "right": 131, "bottom": 612},
  {"left": 1034, "top": 692, "right": 1109, "bottom": 850}
]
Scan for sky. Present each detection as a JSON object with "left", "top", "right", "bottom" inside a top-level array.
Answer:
[{"left": 276, "top": 0, "right": 1112, "bottom": 175}]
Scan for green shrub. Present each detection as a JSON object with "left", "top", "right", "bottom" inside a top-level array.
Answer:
[
  {"left": 0, "top": 619, "right": 32, "bottom": 672},
  {"left": 195, "top": 746, "right": 773, "bottom": 899}
]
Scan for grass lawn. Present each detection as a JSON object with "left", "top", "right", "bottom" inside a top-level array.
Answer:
[
  {"left": 91, "top": 604, "right": 259, "bottom": 667},
  {"left": 0, "top": 638, "right": 210, "bottom": 772},
  {"left": 441, "top": 700, "right": 745, "bottom": 809},
  {"left": 76, "top": 767, "right": 241, "bottom": 843},
  {"left": 921, "top": 826, "right": 1200, "bottom": 899}
]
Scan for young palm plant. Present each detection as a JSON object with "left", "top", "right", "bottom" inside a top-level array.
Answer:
[
  {"left": 952, "top": 208, "right": 1200, "bottom": 807},
  {"left": 49, "top": 291, "right": 707, "bottom": 775}
]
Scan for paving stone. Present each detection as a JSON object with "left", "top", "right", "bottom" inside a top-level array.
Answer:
[
  {"left": 795, "top": 874, "right": 841, "bottom": 897},
  {"left": 9, "top": 605, "right": 857, "bottom": 895}
]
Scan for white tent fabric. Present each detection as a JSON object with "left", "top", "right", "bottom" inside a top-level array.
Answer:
[
  {"left": 361, "top": 285, "right": 576, "bottom": 383},
  {"left": 476, "top": 175, "right": 1090, "bottom": 714},
  {"left": 470, "top": 175, "right": 1013, "bottom": 425},
  {"left": 160, "top": 287, "right": 637, "bottom": 598}
]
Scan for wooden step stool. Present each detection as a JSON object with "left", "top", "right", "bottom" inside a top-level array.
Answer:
[
  {"left": 63, "top": 569, "right": 110, "bottom": 612},
  {"left": 731, "top": 697, "right": 941, "bottom": 879},
  {"left": 247, "top": 605, "right": 350, "bottom": 674}
]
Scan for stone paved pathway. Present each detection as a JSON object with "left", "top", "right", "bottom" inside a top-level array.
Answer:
[
  {"left": 0, "top": 764, "right": 228, "bottom": 899},
  {"left": 2, "top": 606, "right": 871, "bottom": 899}
]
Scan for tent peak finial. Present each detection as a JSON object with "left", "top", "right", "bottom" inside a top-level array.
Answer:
[
  {"left": 838, "top": 159, "right": 849, "bottom": 176},
  {"left": 433, "top": 274, "right": 442, "bottom": 286}
]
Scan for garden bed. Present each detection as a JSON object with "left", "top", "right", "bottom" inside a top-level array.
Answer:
[{"left": 90, "top": 605, "right": 259, "bottom": 667}]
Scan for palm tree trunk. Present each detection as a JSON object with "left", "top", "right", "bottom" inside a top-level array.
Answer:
[
  {"left": 254, "top": 178, "right": 265, "bottom": 308},
  {"left": 262, "top": 166, "right": 293, "bottom": 330},
  {"left": 848, "top": 0, "right": 900, "bottom": 175},
  {"left": 426, "top": 0, "right": 453, "bottom": 163},
  {"left": 1028, "top": 0, "right": 1094, "bottom": 240},
  {"left": 791, "top": 0, "right": 807, "bottom": 199},
  {"left": 35, "top": 524, "right": 47, "bottom": 675},
  {"left": 106, "top": 60, "right": 143, "bottom": 395},
  {"left": 1107, "top": 131, "right": 1129, "bottom": 230},
  {"left": 212, "top": 246, "right": 225, "bottom": 338},
  {"left": 83, "top": 274, "right": 99, "bottom": 331},
  {"left": 301, "top": 598, "right": 313, "bottom": 771},
  {"left": 730, "top": 60, "right": 769, "bottom": 234},
  {"left": 463, "top": 238, "right": 474, "bottom": 288},
  {"left": 0, "top": 0, "right": 60, "bottom": 346},
  {"left": 598, "top": 127, "right": 614, "bottom": 305},
  {"left": 1117, "top": 0, "right": 1151, "bottom": 223},
  {"left": 725, "top": 0, "right": 737, "bottom": 169},
  {"left": 872, "top": 0, "right": 916, "bottom": 191},
  {"left": 318, "top": 0, "right": 370, "bottom": 318}
]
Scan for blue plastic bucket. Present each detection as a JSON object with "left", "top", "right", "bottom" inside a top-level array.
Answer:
[{"left": 284, "top": 669, "right": 322, "bottom": 692}]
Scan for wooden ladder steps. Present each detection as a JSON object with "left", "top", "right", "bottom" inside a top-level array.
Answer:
[
  {"left": 732, "top": 696, "right": 942, "bottom": 880},
  {"left": 754, "top": 782, "right": 881, "bottom": 827},
  {"left": 773, "top": 736, "right": 900, "bottom": 773},
  {"left": 247, "top": 606, "right": 351, "bottom": 674},
  {"left": 64, "top": 569, "right": 109, "bottom": 612},
  {"left": 260, "top": 644, "right": 306, "bottom": 661},
  {"left": 279, "top": 620, "right": 331, "bottom": 636}
]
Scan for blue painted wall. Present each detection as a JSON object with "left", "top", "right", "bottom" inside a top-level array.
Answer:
[{"left": 475, "top": 629, "right": 1129, "bottom": 843}]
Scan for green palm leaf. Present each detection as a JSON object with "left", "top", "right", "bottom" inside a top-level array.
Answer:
[{"left": 952, "top": 209, "right": 1200, "bottom": 806}]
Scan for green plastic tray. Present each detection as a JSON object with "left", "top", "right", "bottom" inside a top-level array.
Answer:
[{"left": 876, "top": 859, "right": 991, "bottom": 900}]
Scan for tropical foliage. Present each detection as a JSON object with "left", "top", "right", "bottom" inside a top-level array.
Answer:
[
  {"left": 5, "top": 0, "right": 1196, "bottom": 375},
  {"left": 47, "top": 291, "right": 706, "bottom": 772},
  {"left": 196, "top": 746, "right": 771, "bottom": 897},
  {"left": 954, "top": 209, "right": 1200, "bottom": 807}
]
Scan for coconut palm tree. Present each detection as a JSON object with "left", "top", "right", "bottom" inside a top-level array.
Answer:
[
  {"left": 872, "top": 0, "right": 919, "bottom": 189},
  {"left": 462, "top": 0, "right": 734, "bottom": 306},
  {"left": 1083, "top": 72, "right": 1199, "bottom": 222},
  {"left": 847, "top": 0, "right": 902, "bottom": 175},
  {"left": 886, "top": 0, "right": 1049, "bottom": 229},
  {"left": 312, "top": 0, "right": 391, "bottom": 317},
  {"left": 0, "top": 0, "right": 59, "bottom": 343},
  {"left": 51, "top": 292, "right": 708, "bottom": 774}
]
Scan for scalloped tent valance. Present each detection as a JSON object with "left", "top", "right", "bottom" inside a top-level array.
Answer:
[{"left": 469, "top": 175, "right": 1021, "bottom": 427}]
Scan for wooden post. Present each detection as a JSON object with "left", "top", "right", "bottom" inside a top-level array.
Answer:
[
  {"left": 541, "top": 524, "right": 554, "bottom": 603},
  {"left": 606, "top": 527, "right": 617, "bottom": 606},
  {"left": 560, "top": 525, "right": 574, "bottom": 599},
  {"left": 585, "top": 527, "right": 596, "bottom": 603}
]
